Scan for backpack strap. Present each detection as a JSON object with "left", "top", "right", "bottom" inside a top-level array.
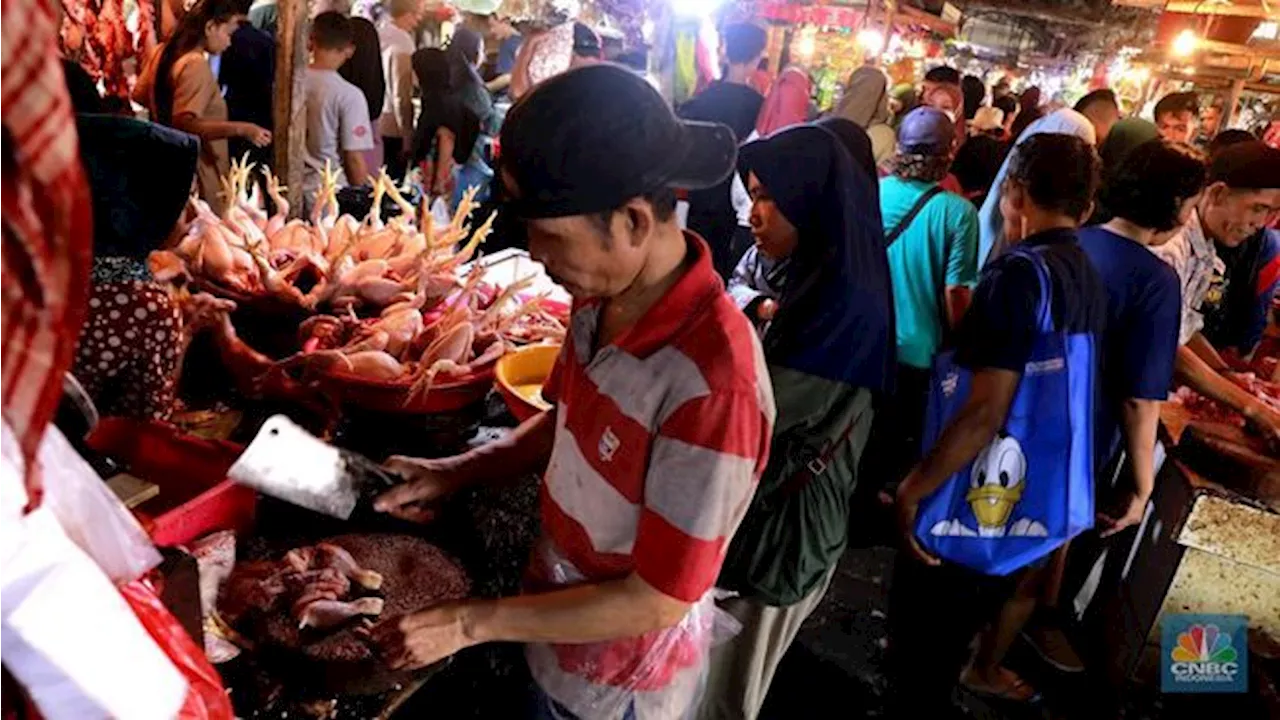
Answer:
[
  {"left": 885, "top": 184, "right": 944, "bottom": 246},
  {"left": 779, "top": 409, "right": 863, "bottom": 496}
]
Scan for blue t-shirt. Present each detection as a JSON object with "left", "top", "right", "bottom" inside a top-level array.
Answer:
[
  {"left": 955, "top": 228, "right": 1107, "bottom": 375},
  {"left": 496, "top": 35, "right": 523, "bottom": 75},
  {"left": 1077, "top": 226, "right": 1181, "bottom": 467}
]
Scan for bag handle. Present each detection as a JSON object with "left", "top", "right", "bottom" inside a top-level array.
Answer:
[
  {"left": 1007, "top": 246, "right": 1055, "bottom": 333},
  {"left": 885, "top": 185, "right": 944, "bottom": 247}
]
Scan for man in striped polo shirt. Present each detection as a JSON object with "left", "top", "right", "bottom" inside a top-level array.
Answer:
[{"left": 373, "top": 64, "right": 776, "bottom": 719}]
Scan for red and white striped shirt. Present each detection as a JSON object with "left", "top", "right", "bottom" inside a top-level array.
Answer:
[{"left": 527, "top": 234, "right": 775, "bottom": 716}]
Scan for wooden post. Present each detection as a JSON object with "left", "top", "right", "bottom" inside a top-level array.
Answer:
[
  {"left": 274, "top": 0, "right": 308, "bottom": 216},
  {"left": 1223, "top": 77, "right": 1245, "bottom": 129}
]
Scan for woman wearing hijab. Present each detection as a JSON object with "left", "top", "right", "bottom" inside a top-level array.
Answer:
[
  {"left": 755, "top": 66, "right": 812, "bottom": 136},
  {"left": 71, "top": 115, "right": 236, "bottom": 420},
  {"left": 409, "top": 48, "right": 481, "bottom": 199},
  {"left": 720, "top": 67, "right": 814, "bottom": 278},
  {"left": 978, "top": 108, "right": 1097, "bottom": 265},
  {"left": 434, "top": 27, "right": 495, "bottom": 209},
  {"left": 705, "top": 124, "right": 895, "bottom": 720},
  {"left": 835, "top": 65, "right": 897, "bottom": 166}
]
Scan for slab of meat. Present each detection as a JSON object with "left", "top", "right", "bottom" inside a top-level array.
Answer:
[
  {"left": 257, "top": 535, "right": 469, "bottom": 664},
  {"left": 1170, "top": 386, "right": 1246, "bottom": 427},
  {"left": 297, "top": 597, "right": 385, "bottom": 630}
]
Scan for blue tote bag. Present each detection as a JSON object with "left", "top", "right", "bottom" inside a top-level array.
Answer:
[{"left": 915, "top": 247, "right": 1095, "bottom": 576}]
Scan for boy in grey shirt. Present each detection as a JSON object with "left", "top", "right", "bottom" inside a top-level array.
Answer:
[{"left": 304, "top": 12, "right": 374, "bottom": 209}]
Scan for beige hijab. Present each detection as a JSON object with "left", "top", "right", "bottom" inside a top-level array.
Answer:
[{"left": 836, "top": 66, "right": 890, "bottom": 128}]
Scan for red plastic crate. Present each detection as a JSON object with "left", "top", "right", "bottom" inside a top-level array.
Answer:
[{"left": 86, "top": 418, "right": 257, "bottom": 547}]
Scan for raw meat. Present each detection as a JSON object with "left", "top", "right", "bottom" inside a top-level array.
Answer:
[
  {"left": 61, "top": 0, "right": 155, "bottom": 98},
  {"left": 257, "top": 535, "right": 469, "bottom": 664},
  {"left": 316, "top": 542, "right": 384, "bottom": 590},
  {"left": 297, "top": 597, "right": 385, "bottom": 630}
]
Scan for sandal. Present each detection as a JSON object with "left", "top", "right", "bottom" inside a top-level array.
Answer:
[{"left": 960, "top": 667, "right": 1042, "bottom": 703}]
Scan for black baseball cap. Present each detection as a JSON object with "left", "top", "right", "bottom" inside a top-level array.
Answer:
[{"left": 499, "top": 63, "right": 738, "bottom": 219}]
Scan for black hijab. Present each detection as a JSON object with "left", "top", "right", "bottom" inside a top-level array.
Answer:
[
  {"left": 739, "top": 125, "right": 895, "bottom": 393},
  {"left": 77, "top": 115, "right": 198, "bottom": 260},
  {"left": 445, "top": 27, "right": 492, "bottom": 124},
  {"left": 410, "top": 48, "right": 481, "bottom": 165},
  {"left": 813, "top": 117, "right": 877, "bottom": 186}
]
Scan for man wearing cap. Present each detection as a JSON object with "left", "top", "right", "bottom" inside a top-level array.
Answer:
[
  {"left": 372, "top": 64, "right": 775, "bottom": 719},
  {"left": 1153, "top": 141, "right": 1280, "bottom": 443},
  {"left": 866, "top": 106, "right": 978, "bottom": 496}
]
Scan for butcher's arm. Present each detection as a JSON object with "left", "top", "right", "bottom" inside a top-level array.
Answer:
[
  {"left": 1175, "top": 344, "right": 1272, "bottom": 422},
  {"left": 1120, "top": 398, "right": 1160, "bottom": 502},
  {"left": 342, "top": 150, "right": 369, "bottom": 187},
  {"left": 1177, "top": 344, "right": 1280, "bottom": 445},
  {"left": 465, "top": 574, "right": 688, "bottom": 644},
  {"left": 172, "top": 113, "right": 250, "bottom": 141},
  {"left": 1186, "top": 332, "right": 1229, "bottom": 373},
  {"left": 435, "top": 410, "right": 556, "bottom": 491},
  {"left": 377, "top": 572, "right": 689, "bottom": 669},
  {"left": 898, "top": 368, "right": 1019, "bottom": 504}
]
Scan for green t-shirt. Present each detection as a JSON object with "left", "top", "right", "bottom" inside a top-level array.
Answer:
[{"left": 880, "top": 175, "right": 979, "bottom": 369}]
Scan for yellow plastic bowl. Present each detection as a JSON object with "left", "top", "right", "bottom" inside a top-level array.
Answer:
[{"left": 495, "top": 343, "right": 561, "bottom": 420}]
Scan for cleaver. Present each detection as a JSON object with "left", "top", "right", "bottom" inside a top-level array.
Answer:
[{"left": 228, "top": 415, "right": 402, "bottom": 519}]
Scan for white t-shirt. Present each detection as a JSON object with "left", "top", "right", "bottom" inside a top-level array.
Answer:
[
  {"left": 377, "top": 22, "right": 415, "bottom": 138},
  {"left": 303, "top": 68, "right": 375, "bottom": 200}
]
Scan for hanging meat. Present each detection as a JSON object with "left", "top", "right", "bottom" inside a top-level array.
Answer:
[{"left": 61, "top": 0, "right": 156, "bottom": 99}]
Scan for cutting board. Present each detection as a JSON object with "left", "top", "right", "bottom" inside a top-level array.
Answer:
[{"left": 1179, "top": 419, "right": 1280, "bottom": 509}]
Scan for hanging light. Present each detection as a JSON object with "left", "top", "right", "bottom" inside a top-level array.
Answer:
[
  {"left": 856, "top": 28, "right": 885, "bottom": 55},
  {"left": 796, "top": 26, "right": 818, "bottom": 59},
  {"left": 1172, "top": 29, "right": 1199, "bottom": 57}
]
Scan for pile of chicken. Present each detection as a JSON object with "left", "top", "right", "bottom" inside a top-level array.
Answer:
[
  {"left": 221, "top": 542, "right": 385, "bottom": 631},
  {"left": 166, "top": 159, "right": 567, "bottom": 397}
]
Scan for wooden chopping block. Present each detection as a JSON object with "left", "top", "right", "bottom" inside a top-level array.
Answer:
[{"left": 1181, "top": 420, "right": 1280, "bottom": 508}]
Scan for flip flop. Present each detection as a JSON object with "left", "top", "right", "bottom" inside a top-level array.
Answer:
[{"left": 960, "top": 670, "right": 1042, "bottom": 703}]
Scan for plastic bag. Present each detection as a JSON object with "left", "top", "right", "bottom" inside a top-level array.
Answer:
[
  {"left": 32, "top": 424, "right": 161, "bottom": 582},
  {"left": 121, "top": 578, "right": 235, "bottom": 720},
  {"left": 430, "top": 195, "right": 452, "bottom": 229},
  {"left": 526, "top": 541, "right": 741, "bottom": 720},
  {"left": 3, "top": 425, "right": 188, "bottom": 720}
]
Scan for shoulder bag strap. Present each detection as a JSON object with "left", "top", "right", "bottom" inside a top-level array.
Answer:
[
  {"left": 779, "top": 407, "right": 864, "bottom": 496},
  {"left": 885, "top": 184, "right": 944, "bottom": 247}
]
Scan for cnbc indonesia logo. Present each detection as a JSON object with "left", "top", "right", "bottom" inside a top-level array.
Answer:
[{"left": 1168, "top": 623, "right": 1240, "bottom": 687}]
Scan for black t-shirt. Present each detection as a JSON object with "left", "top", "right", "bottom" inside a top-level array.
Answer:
[
  {"left": 955, "top": 228, "right": 1107, "bottom": 373},
  {"left": 1203, "top": 229, "right": 1280, "bottom": 353},
  {"left": 676, "top": 82, "right": 764, "bottom": 274},
  {"left": 677, "top": 81, "right": 765, "bottom": 142}
]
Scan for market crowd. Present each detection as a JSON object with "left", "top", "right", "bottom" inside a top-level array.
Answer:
[{"left": 5, "top": 3, "right": 1280, "bottom": 720}]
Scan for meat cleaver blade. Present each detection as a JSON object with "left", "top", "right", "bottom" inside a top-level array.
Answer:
[{"left": 228, "top": 415, "right": 397, "bottom": 520}]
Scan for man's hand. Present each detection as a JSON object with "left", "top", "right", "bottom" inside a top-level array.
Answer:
[
  {"left": 373, "top": 455, "right": 468, "bottom": 523},
  {"left": 372, "top": 602, "right": 476, "bottom": 670},
  {"left": 1244, "top": 401, "right": 1280, "bottom": 449},
  {"left": 895, "top": 479, "right": 940, "bottom": 566},
  {"left": 1097, "top": 492, "right": 1148, "bottom": 538}
]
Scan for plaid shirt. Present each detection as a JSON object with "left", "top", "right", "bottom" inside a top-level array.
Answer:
[{"left": 1152, "top": 210, "right": 1223, "bottom": 346}]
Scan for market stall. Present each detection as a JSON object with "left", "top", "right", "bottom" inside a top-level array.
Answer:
[
  {"left": 1080, "top": 328, "right": 1280, "bottom": 690},
  {"left": 58, "top": 149, "right": 571, "bottom": 718}
]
